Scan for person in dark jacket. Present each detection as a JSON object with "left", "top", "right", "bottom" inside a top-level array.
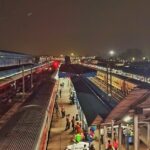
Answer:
[{"left": 89, "top": 144, "right": 95, "bottom": 150}]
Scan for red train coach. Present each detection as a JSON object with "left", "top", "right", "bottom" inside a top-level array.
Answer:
[{"left": 0, "top": 81, "right": 16, "bottom": 102}]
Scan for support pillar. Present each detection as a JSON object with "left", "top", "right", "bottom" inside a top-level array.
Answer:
[
  {"left": 106, "top": 66, "right": 109, "bottom": 95},
  {"left": 31, "top": 65, "right": 33, "bottom": 88},
  {"left": 22, "top": 65, "right": 25, "bottom": 99},
  {"left": 118, "top": 124, "right": 122, "bottom": 150},
  {"left": 134, "top": 114, "right": 139, "bottom": 150},
  {"left": 110, "top": 67, "right": 112, "bottom": 96},
  {"left": 104, "top": 126, "right": 107, "bottom": 146},
  {"left": 99, "top": 125, "right": 101, "bottom": 150},
  {"left": 125, "top": 124, "right": 129, "bottom": 150},
  {"left": 111, "top": 120, "right": 114, "bottom": 141},
  {"left": 147, "top": 122, "right": 150, "bottom": 149}
]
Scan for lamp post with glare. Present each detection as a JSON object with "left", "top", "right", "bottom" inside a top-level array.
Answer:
[
  {"left": 132, "top": 57, "right": 135, "bottom": 62},
  {"left": 142, "top": 57, "right": 146, "bottom": 61},
  {"left": 123, "top": 115, "right": 132, "bottom": 150},
  {"left": 109, "top": 50, "right": 115, "bottom": 59},
  {"left": 107, "top": 50, "right": 115, "bottom": 97},
  {"left": 70, "top": 53, "right": 74, "bottom": 57}
]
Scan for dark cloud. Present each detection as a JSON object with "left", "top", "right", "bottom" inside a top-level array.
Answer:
[{"left": 0, "top": 0, "right": 150, "bottom": 56}]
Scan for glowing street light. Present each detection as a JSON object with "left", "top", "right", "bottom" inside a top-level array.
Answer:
[
  {"left": 70, "top": 53, "right": 74, "bottom": 57},
  {"left": 132, "top": 57, "right": 135, "bottom": 61},
  {"left": 142, "top": 57, "right": 146, "bottom": 60},
  {"left": 109, "top": 50, "right": 115, "bottom": 57},
  {"left": 107, "top": 50, "right": 115, "bottom": 97}
]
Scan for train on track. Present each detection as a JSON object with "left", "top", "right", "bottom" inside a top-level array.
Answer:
[
  {"left": 0, "top": 50, "right": 33, "bottom": 68},
  {"left": 0, "top": 63, "right": 55, "bottom": 102},
  {"left": 0, "top": 72, "right": 58, "bottom": 150},
  {"left": 97, "top": 70, "right": 137, "bottom": 94},
  {"left": 0, "top": 58, "right": 60, "bottom": 149}
]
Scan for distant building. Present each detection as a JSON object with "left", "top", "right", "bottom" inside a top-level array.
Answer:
[
  {"left": 91, "top": 59, "right": 99, "bottom": 64},
  {"left": 0, "top": 50, "right": 33, "bottom": 67}
]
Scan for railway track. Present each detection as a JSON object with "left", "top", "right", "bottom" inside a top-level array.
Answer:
[
  {"left": 0, "top": 75, "right": 55, "bottom": 150},
  {"left": 89, "top": 77, "right": 125, "bottom": 102},
  {"left": 71, "top": 76, "right": 116, "bottom": 121},
  {"left": 81, "top": 77, "right": 114, "bottom": 110}
]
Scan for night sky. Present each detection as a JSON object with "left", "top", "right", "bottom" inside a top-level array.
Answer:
[{"left": 0, "top": 0, "right": 150, "bottom": 56}]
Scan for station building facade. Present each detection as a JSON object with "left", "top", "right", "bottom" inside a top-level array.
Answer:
[{"left": 0, "top": 50, "right": 33, "bottom": 67}]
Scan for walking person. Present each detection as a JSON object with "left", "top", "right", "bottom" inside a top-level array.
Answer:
[
  {"left": 83, "top": 144, "right": 88, "bottom": 150},
  {"left": 59, "top": 89, "right": 62, "bottom": 98},
  {"left": 61, "top": 105, "right": 65, "bottom": 118},
  {"left": 65, "top": 114, "right": 70, "bottom": 130},
  {"left": 75, "top": 114, "right": 79, "bottom": 121},
  {"left": 75, "top": 122, "right": 82, "bottom": 133},
  {"left": 71, "top": 116, "right": 75, "bottom": 132},
  {"left": 106, "top": 140, "right": 113, "bottom": 150},
  {"left": 100, "top": 128, "right": 104, "bottom": 144},
  {"left": 113, "top": 138, "right": 119, "bottom": 150},
  {"left": 54, "top": 102, "right": 59, "bottom": 117},
  {"left": 83, "top": 130, "right": 88, "bottom": 141},
  {"left": 89, "top": 144, "right": 95, "bottom": 150}
]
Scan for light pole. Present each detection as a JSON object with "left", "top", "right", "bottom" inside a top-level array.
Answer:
[
  {"left": 31, "top": 64, "right": 33, "bottom": 89},
  {"left": 70, "top": 53, "right": 74, "bottom": 57},
  {"left": 134, "top": 114, "right": 139, "bottom": 150},
  {"left": 22, "top": 64, "right": 25, "bottom": 99},
  {"left": 109, "top": 50, "right": 115, "bottom": 59},
  {"left": 142, "top": 57, "right": 146, "bottom": 61},
  {"left": 123, "top": 115, "right": 132, "bottom": 150},
  {"left": 98, "top": 125, "right": 101, "bottom": 150},
  {"left": 107, "top": 50, "right": 115, "bottom": 98},
  {"left": 106, "top": 62, "right": 112, "bottom": 98},
  {"left": 132, "top": 57, "right": 135, "bottom": 62}
]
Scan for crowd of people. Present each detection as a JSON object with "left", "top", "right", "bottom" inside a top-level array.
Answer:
[
  {"left": 55, "top": 80, "right": 119, "bottom": 150},
  {"left": 105, "top": 139, "right": 118, "bottom": 150},
  {"left": 55, "top": 94, "right": 97, "bottom": 149},
  {"left": 64, "top": 112, "right": 97, "bottom": 149}
]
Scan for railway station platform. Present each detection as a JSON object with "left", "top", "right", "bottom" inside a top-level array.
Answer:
[
  {"left": 47, "top": 77, "right": 147, "bottom": 150},
  {"left": 47, "top": 77, "right": 103, "bottom": 149},
  {"left": 47, "top": 77, "right": 79, "bottom": 150}
]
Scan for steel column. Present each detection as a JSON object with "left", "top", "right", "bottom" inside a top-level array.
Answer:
[{"left": 134, "top": 114, "right": 139, "bottom": 150}]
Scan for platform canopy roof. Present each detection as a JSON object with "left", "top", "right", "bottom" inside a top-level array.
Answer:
[{"left": 105, "top": 87, "right": 150, "bottom": 123}]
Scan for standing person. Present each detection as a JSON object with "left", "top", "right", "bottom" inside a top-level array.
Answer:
[
  {"left": 65, "top": 114, "right": 70, "bottom": 130},
  {"left": 75, "top": 133, "right": 82, "bottom": 143},
  {"left": 61, "top": 105, "right": 65, "bottom": 118},
  {"left": 106, "top": 140, "right": 113, "bottom": 150},
  {"left": 75, "top": 114, "right": 79, "bottom": 121},
  {"left": 89, "top": 144, "right": 95, "bottom": 150},
  {"left": 83, "top": 144, "right": 88, "bottom": 150},
  {"left": 54, "top": 102, "right": 59, "bottom": 117},
  {"left": 71, "top": 116, "right": 75, "bottom": 132},
  {"left": 75, "top": 122, "right": 82, "bottom": 133},
  {"left": 83, "top": 130, "right": 88, "bottom": 141},
  {"left": 113, "top": 138, "right": 119, "bottom": 150},
  {"left": 59, "top": 89, "right": 62, "bottom": 98}
]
